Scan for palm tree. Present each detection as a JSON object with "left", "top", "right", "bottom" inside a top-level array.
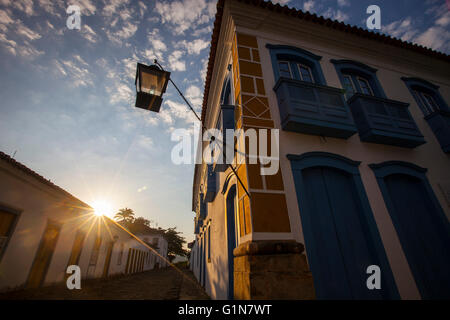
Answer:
[{"left": 114, "top": 208, "right": 135, "bottom": 223}]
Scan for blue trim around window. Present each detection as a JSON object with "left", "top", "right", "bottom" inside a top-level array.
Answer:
[
  {"left": 288, "top": 152, "right": 400, "bottom": 299},
  {"left": 402, "top": 77, "right": 450, "bottom": 152},
  {"left": 369, "top": 161, "right": 450, "bottom": 299},
  {"left": 401, "top": 77, "right": 449, "bottom": 115},
  {"left": 331, "top": 59, "right": 387, "bottom": 99},
  {"left": 266, "top": 44, "right": 327, "bottom": 85}
]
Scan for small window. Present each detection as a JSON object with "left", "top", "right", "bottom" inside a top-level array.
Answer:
[
  {"left": 0, "top": 208, "right": 19, "bottom": 260},
  {"left": 413, "top": 90, "right": 440, "bottom": 116},
  {"left": 297, "top": 64, "right": 314, "bottom": 83},
  {"left": 357, "top": 77, "right": 373, "bottom": 96},
  {"left": 278, "top": 61, "right": 292, "bottom": 78},
  {"left": 331, "top": 59, "right": 385, "bottom": 99},
  {"left": 342, "top": 74, "right": 356, "bottom": 97},
  {"left": 220, "top": 75, "right": 232, "bottom": 105}
]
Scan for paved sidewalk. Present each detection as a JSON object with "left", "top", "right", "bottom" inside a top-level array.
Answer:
[{"left": 0, "top": 267, "right": 209, "bottom": 300}]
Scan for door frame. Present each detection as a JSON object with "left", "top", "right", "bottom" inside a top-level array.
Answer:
[
  {"left": 288, "top": 152, "right": 399, "bottom": 299},
  {"left": 26, "top": 219, "right": 62, "bottom": 288},
  {"left": 102, "top": 240, "right": 115, "bottom": 278},
  {"left": 0, "top": 203, "right": 22, "bottom": 263},
  {"left": 369, "top": 160, "right": 450, "bottom": 298},
  {"left": 225, "top": 184, "right": 237, "bottom": 299}
]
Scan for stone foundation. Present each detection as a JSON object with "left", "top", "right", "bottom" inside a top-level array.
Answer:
[{"left": 234, "top": 240, "right": 315, "bottom": 299}]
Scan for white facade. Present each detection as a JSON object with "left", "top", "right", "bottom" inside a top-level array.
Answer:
[
  {"left": 0, "top": 151, "right": 159, "bottom": 292},
  {"left": 191, "top": 0, "right": 450, "bottom": 300},
  {"left": 136, "top": 233, "right": 168, "bottom": 269}
]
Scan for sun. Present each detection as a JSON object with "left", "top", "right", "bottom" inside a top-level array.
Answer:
[{"left": 91, "top": 200, "right": 113, "bottom": 217}]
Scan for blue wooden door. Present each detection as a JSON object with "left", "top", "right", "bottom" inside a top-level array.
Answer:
[
  {"left": 384, "top": 174, "right": 450, "bottom": 299},
  {"left": 295, "top": 166, "right": 391, "bottom": 299},
  {"left": 226, "top": 186, "right": 237, "bottom": 299},
  {"left": 201, "top": 235, "right": 206, "bottom": 287}
]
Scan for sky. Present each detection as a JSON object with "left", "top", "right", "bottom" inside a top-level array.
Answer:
[{"left": 0, "top": 0, "right": 449, "bottom": 245}]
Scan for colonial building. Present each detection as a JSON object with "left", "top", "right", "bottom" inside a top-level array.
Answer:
[
  {"left": 0, "top": 151, "right": 163, "bottom": 293},
  {"left": 190, "top": 0, "right": 450, "bottom": 299},
  {"left": 136, "top": 232, "right": 169, "bottom": 269}
]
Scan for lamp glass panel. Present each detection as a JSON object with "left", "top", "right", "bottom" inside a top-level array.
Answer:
[{"left": 140, "top": 69, "right": 167, "bottom": 96}]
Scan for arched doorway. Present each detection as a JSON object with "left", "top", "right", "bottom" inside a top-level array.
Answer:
[
  {"left": 289, "top": 152, "right": 398, "bottom": 299},
  {"left": 225, "top": 184, "right": 237, "bottom": 299},
  {"left": 371, "top": 161, "right": 450, "bottom": 299}
]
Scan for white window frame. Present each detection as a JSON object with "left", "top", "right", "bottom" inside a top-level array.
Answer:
[
  {"left": 278, "top": 60, "right": 293, "bottom": 78},
  {"left": 342, "top": 74, "right": 356, "bottom": 95},
  {"left": 297, "top": 63, "right": 314, "bottom": 83},
  {"left": 357, "top": 76, "right": 374, "bottom": 96}
]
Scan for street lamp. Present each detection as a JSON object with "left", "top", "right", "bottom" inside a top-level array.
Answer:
[{"left": 135, "top": 62, "right": 170, "bottom": 112}]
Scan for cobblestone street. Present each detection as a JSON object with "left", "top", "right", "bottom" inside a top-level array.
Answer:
[{"left": 0, "top": 268, "right": 209, "bottom": 300}]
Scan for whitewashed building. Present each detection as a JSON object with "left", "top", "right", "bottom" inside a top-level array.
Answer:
[
  {"left": 136, "top": 232, "right": 168, "bottom": 269},
  {"left": 190, "top": 0, "right": 450, "bottom": 300},
  {"left": 0, "top": 151, "right": 159, "bottom": 292}
]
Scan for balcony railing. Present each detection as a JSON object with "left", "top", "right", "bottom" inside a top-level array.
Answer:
[
  {"left": 348, "top": 94, "right": 425, "bottom": 148},
  {"left": 425, "top": 109, "right": 450, "bottom": 153},
  {"left": 274, "top": 77, "right": 357, "bottom": 139}
]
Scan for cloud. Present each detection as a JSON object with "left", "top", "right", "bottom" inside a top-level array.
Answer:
[
  {"left": 164, "top": 99, "right": 198, "bottom": 124},
  {"left": 36, "top": 0, "right": 64, "bottom": 17},
  {"left": 15, "top": 20, "right": 41, "bottom": 41},
  {"left": 185, "top": 85, "right": 203, "bottom": 109},
  {"left": 103, "top": 0, "right": 131, "bottom": 18},
  {"left": 415, "top": 26, "right": 450, "bottom": 53},
  {"left": 136, "top": 135, "right": 153, "bottom": 150},
  {"left": 19, "top": 40, "right": 44, "bottom": 57},
  {"left": 82, "top": 24, "right": 98, "bottom": 43},
  {"left": 0, "top": 9, "right": 14, "bottom": 25},
  {"left": 106, "top": 21, "right": 138, "bottom": 45},
  {"left": 337, "top": 0, "right": 350, "bottom": 7},
  {"left": 200, "top": 57, "right": 208, "bottom": 82},
  {"left": 382, "top": 4, "right": 450, "bottom": 54},
  {"left": 322, "top": 8, "right": 349, "bottom": 22},
  {"left": 143, "top": 29, "right": 168, "bottom": 62},
  {"left": 192, "top": 25, "right": 212, "bottom": 37},
  {"left": 178, "top": 38, "right": 209, "bottom": 55},
  {"left": 0, "top": 12, "right": 43, "bottom": 58},
  {"left": 272, "top": 0, "right": 291, "bottom": 4},
  {"left": 303, "top": 0, "right": 314, "bottom": 12},
  {"left": 12, "top": 0, "right": 34, "bottom": 16},
  {"left": 138, "top": 1, "right": 147, "bottom": 18},
  {"left": 435, "top": 10, "right": 450, "bottom": 27},
  {"left": 168, "top": 50, "right": 186, "bottom": 71},
  {"left": 109, "top": 83, "right": 133, "bottom": 105},
  {"left": 155, "top": 0, "right": 216, "bottom": 35},
  {"left": 382, "top": 17, "right": 419, "bottom": 42},
  {"left": 0, "top": 33, "right": 17, "bottom": 55},
  {"left": 77, "top": 0, "right": 96, "bottom": 16},
  {"left": 54, "top": 56, "right": 94, "bottom": 87}
]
